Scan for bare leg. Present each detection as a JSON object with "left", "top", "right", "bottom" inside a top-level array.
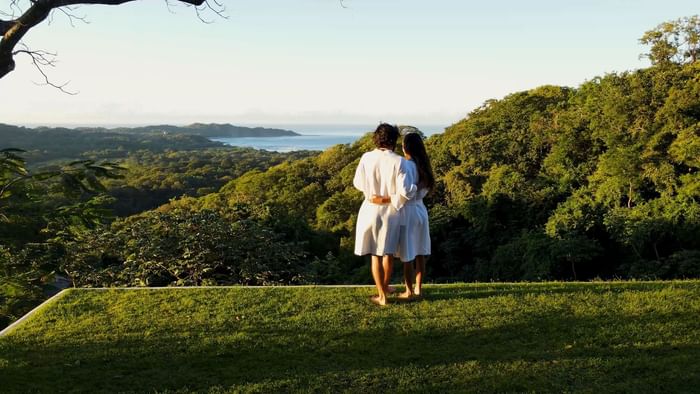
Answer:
[
  {"left": 414, "top": 255, "right": 426, "bottom": 296},
  {"left": 371, "top": 255, "right": 387, "bottom": 305},
  {"left": 382, "top": 255, "right": 394, "bottom": 294},
  {"left": 399, "top": 261, "right": 415, "bottom": 299}
]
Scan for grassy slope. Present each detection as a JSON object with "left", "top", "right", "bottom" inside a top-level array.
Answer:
[{"left": 1, "top": 282, "right": 699, "bottom": 393}]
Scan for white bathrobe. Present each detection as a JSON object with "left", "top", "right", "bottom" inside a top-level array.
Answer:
[
  {"left": 396, "top": 159, "right": 431, "bottom": 263},
  {"left": 353, "top": 149, "right": 416, "bottom": 256}
]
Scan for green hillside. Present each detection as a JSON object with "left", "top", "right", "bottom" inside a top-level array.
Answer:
[
  {"left": 2, "top": 281, "right": 699, "bottom": 393},
  {"left": 3, "top": 17, "right": 700, "bottom": 330}
]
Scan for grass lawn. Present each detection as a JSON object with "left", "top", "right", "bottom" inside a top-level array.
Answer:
[{"left": 1, "top": 281, "right": 700, "bottom": 393}]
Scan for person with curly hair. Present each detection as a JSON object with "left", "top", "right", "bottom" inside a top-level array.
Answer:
[{"left": 353, "top": 123, "right": 416, "bottom": 306}]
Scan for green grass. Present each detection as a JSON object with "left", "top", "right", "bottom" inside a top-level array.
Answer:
[{"left": 1, "top": 282, "right": 700, "bottom": 393}]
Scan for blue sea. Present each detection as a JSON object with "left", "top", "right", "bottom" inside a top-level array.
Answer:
[{"left": 211, "top": 124, "right": 446, "bottom": 152}]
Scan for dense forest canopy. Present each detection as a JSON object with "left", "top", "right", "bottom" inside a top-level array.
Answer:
[
  {"left": 105, "top": 148, "right": 315, "bottom": 216},
  {"left": 1, "top": 16, "right": 699, "bottom": 327}
]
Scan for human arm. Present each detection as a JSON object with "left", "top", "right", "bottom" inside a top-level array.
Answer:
[
  {"left": 391, "top": 158, "right": 418, "bottom": 209},
  {"left": 370, "top": 195, "right": 391, "bottom": 204},
  {"left": 352, "top": 156, "right": 365, "bottom": 193}
]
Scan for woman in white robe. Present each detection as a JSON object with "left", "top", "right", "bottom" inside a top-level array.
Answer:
[
  {"left": 396, "top": 132, "right": 434, "bottom": 299},
  {"left": 353, "top": 123, "right": 416, "bottom": 306},
  {"left": 397, "top": 163, "right": 431, "bottom": 263}
]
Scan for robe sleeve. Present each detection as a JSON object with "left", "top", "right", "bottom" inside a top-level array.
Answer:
[
  {"left": 353, "top": 156, "right": 366, "bottom": 196},
  {"left": 391, "top": 158, "right": 418, "bottom": 210},
  {"left": 418, "top": 188, "right": 429, "bottom": 200}
]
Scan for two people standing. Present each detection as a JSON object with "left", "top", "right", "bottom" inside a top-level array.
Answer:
[{"left": 353, "top": 123, "right": 434, "bottom": 306}]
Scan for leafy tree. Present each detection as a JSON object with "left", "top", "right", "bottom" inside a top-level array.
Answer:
[
  {"left": 105, "top": 147, "right": 313, "bottom": 216},
  {"left": 484, "top": 230, "right": 601, "bottom": 281},
  {"left": 640, "top": 15, "right": 700, "bottom": 66},
  {"left": 63, "top": 208, "right": 308, "bottom": 287},
  {"left": 0, "top": 148, "right": 122, "bottom": 327}
]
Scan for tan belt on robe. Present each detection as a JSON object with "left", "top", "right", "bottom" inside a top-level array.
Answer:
[{"left": 369, "top": 195, "right": 391, "bottom": 204}]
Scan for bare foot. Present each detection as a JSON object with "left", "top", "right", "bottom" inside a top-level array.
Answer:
[
  {"left": 397, "top": 291, "right": 414, "bottom": 299},
  {"left": 370, "top": 295, "right": 387, "bottom": 306}
]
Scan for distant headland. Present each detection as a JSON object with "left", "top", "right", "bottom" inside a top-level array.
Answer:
[
  {"left": 79, "top": 123, "right": 301, "bottom": 138},
  {"left": 0, "top": 122, "right": 301, "bottom": 164},
  {"left": 0, "top": 122, "right": 300, "bottom": 138}
]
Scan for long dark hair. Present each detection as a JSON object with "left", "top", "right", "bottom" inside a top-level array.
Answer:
[{"left": 402, "top": 132, "right": 435, "bottom": 190}]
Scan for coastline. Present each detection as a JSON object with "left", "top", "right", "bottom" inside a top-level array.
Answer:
[{"left": 209, "top": 124, "right": 446, "bottom": 152}]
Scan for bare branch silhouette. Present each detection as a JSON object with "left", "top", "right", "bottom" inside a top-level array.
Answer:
[
  {"left": 0, "top": 0, "right": 223, "bottom": 84},
  {"left": 13, "top": 43, "right": 77, "bottom": 94},
  {"left": 53, "top": 5, "right": 90, "bottom": 27},
  {"left": 163, "top": 0, "right": 177, "bottom": 14}
]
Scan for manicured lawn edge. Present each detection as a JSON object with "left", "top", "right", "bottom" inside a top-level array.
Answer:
[
  {"left": 2, "top": 281, "right": 699, "bottom": 392},
  {"left": 0, "top": 285, "right": 379, "bottom": 335},
  {"left": 0, "top": 288, "right": 70, "bottom": 337},
  {"left": 3, "top": 280, "right": 694, "bottom": 337}
]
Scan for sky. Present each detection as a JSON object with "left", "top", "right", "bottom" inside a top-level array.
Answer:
[{"left": 1, "top": 0, "right": 698, "bottom": 128}]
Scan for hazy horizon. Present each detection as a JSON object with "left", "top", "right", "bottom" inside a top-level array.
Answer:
[
  {"left": 9, "top": 121, "right": 451, "bottom": 134},
  {"left": 2, "top": 1, "right": 699, "bottom": 126}
]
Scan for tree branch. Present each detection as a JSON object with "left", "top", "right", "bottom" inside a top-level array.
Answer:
[
  {"left": 0, "top": 0, "right": 212, "bottom": 81},
  {"left": 14, "top": 44, "right": 78, "bottom": 94},
  {"left": 53, "top": 0, "right": 204, "bottom": 7},
  {"left": 1, "top": 0, "right": 53, "bottom": 79},
  {"left": 0, "top": 0, "right": 24, "bottom": 20},
  {"left": 195, "top": 0, "right": 226, "bottom": 24},
  {"left": 52, "top": 6, "right": 89, "bottom": 28},
  {"left": 0, "top": 174, "right": 30, "bottom": 201},
  {"left": 0, "top": 19, "right": 14, "bottom": 36}
]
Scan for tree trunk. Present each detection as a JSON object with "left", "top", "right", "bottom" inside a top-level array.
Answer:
[
  {"left": 0, "top": 56, "right": 14, "bottom": 79},
  {"left": 627, "top": 182, "right": 634, "bottom": 208},
  {"left": 653, "top": 242, "right": 661, "bottom": 261}
]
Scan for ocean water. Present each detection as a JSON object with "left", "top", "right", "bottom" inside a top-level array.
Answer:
[
  {"left": 211, "top": 134, "right": 361, "bottom": 152},
  {"left": 212, "top": 124, "right": 446, "bottom": 152}
]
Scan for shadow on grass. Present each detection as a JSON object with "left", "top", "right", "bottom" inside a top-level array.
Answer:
[
  {"left": 2, "top": 306, "right": 699, "bottom": 393},
  {"left": 421, "top": 281, "right": 696, "bottom": 302}
]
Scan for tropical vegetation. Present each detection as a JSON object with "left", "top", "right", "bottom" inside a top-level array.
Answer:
[{"left": 1, "top": 16, "right": 699, "bottom": 328}]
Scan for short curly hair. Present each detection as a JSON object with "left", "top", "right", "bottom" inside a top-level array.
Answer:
[{"left": 373, "top": 123, "right": 399, "bottom": 150}]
